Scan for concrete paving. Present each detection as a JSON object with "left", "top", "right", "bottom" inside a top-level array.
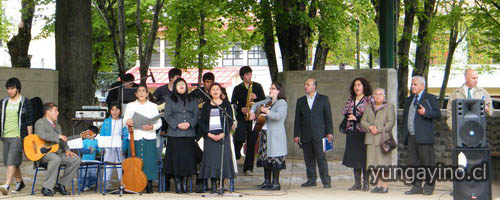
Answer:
[{"left": 0, "top": 159, "right": 498, "bottom": 199}]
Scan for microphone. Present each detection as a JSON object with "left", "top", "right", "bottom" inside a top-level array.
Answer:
[{"left": 149, "top": 68, "right": 156, "bottom": 83}]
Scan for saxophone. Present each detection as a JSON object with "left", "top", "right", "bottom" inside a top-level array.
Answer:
[{"left": 244, "top": 81, "right": 254, "bottom": 121}]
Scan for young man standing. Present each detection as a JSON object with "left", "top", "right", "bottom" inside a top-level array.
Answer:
[
  {"left": 0, "top": 77, "right": 33, "bottom": 195},
  {"left": 231, "top": 66, "right": 265, "bottom": 175}
]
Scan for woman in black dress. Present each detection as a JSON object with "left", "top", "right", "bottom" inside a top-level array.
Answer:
[
  {"left": 198, "top": 83, "right": 235, "bottom": 194},
  {"left": 164, "top": 78, "right": 199, "bottom": 193},
  {"left": 341, "top": 77, "right": 372, "bottom": 191}
]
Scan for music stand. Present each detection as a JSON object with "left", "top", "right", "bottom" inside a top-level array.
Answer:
[{"left": 195, "top": 88, "right": 242, "bottom": 198}]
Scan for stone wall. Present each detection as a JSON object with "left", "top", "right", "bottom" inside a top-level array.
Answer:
[
  {"left": 0, "top": 68, "right": 59, "bottom": 104},
  {"left": 397, "top": 110, "right": 500, "bottom": 179}
]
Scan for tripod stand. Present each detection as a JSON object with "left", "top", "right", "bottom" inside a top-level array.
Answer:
[{"left": 196, "top": 88, "right": 242, "bottom": 198}]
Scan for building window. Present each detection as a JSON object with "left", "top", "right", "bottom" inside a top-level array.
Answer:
[
  {"left": 247, "top": 45, "right": 267, "bottom": 66},
  {"left": 223, "top": 43, "right": 244, "bottom": 66}
]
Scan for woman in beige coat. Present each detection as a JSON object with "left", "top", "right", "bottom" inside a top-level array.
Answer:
[{"left": 361, "top": 88, "right": 395, "bottom": 193}]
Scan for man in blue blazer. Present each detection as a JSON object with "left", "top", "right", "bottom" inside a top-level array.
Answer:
[
  {"left": 402, "top": 76, "right": 441, "bottom": 196},
  {"left": 294, "top": 78, "right": 333, "bottom": 188}
]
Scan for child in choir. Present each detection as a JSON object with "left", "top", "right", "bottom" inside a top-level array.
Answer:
[
  {"left": 79, "top": 126, "right": 100, "bottom": 191},
  {"left": 99, "top": 103, "right": 129, "bottom": 189}
]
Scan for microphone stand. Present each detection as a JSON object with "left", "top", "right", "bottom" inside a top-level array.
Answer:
[{"left": 197, "top": 88, "right": 242, "bottom": 198}]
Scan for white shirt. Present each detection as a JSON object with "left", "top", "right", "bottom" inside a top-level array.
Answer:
[
  {"left": 463, "top": 85, "right": 475, "bottom": 99},
  {"left": 123, "top": 100, "right": 162, "bottom": 140},
  {"left": 111, "top": 119, "right": 122, "bottom": 137},
  {"left": 306, "top": 92, "right": 317, "bottom": 110}
]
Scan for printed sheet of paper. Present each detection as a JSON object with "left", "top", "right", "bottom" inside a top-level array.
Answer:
[
  {"left": 96, "top": 135, "right": 122, "bottom": 148},
  {"left": 67, "top": 138, "right": 83, "bottom": 149},
  {"left": 132, "top": 112, "right": 161, "bottom": 129}
]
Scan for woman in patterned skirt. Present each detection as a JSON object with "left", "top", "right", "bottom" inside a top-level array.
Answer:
[{"left": 249, "top": 82, "right": 288, "bottom": 190}]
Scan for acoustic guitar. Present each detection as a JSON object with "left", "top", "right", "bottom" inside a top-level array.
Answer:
[
  {"left": 122, "top": 125, "right": 147, "bottom": 193},
  {"left": 24, "top": 130, "right": 95, "bottom": 161},
  {"left": 252, "top": 100, "right": 273, "bottom": 133}
]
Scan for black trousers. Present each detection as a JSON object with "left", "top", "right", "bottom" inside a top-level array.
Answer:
[
  {"left": 233, "top": 120, "right": 258, "bottom": 172},
  {"left": 407, "top": 135, "right": 436, "bottom": 187},
  {"left": 302, "top": 141, "right": 331, "bottom": 184}
]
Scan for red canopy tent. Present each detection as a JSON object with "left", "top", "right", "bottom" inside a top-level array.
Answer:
[{"left": 125, "top": 66, "right": 240, "bottom": 90}]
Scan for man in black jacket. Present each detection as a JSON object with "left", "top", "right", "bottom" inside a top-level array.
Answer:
[
  {"left": 231, "top": 66, "right": 265, "bottom": 175},
  {"left": 0, "top": 78, "right": 33, "bottom": 195},
  {"left": 402, "top": 76, "right": 441, "bottom": 196},
  {"left": 294, "top": 78, "right": 333, "bottom": 188}
]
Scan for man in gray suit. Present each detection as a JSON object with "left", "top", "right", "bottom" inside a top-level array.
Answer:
[
  {"left": 294, "top": 78, "right": 333, "bottom": 188},
  {"left": 35, "top": 103, "right": 80, "bottom": 196}
]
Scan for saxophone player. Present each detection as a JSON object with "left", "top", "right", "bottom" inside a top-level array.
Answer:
[{"left": 231, "top": 66, "right": 265, "bottom": 176}]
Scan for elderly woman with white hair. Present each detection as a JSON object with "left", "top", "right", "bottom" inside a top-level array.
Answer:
[{"left": 360, "top": 88, "right": 395, "bottom": 193}]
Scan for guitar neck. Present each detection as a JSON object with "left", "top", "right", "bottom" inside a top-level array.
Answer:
[{"left": 128, "top": 125, "right": 136, "bottom": 157}]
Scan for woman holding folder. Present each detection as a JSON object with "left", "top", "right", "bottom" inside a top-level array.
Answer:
[{"left": 123, "top": 84, "right": 162, "bottom": 193}]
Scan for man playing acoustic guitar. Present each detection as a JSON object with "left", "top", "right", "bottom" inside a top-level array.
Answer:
[{"left": 34, "top": 103, "right": 80, "bottom": 196}]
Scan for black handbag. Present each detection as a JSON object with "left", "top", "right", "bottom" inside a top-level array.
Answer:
[
  {"left": 339, "top": 117, "right": 348, "bottom": 134},
  {"left": 380, "top": 127, "right": 397, "bottom": 153}
]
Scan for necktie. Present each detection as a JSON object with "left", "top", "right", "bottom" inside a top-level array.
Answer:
[
  {"left": 467, "top": 88, "right": 472, "bottom": 99},
  {"left": 414, "top": 95, "right": 420, "bottom": 107}
]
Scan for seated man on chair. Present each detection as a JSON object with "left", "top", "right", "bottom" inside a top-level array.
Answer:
[{"left": 34, "top": 103, "right": 81, "bottom": 196}]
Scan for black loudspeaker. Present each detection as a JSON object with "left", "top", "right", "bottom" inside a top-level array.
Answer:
[
  {"left": 452, "top": 148, "right": 492, "bottom": 200},
  {"left": 452, "top": 99, "right": 487, "bottom": 147}
]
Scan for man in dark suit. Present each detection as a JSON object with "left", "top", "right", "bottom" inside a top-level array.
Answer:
[
  {"left": 402, "top": 76, "right": 441, "bottom": 196},
  {"left": 294, "top": 78, "right": 333, "bottom": 188}
]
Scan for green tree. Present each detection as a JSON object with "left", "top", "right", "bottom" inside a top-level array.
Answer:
[
  {"left": 0, "top": 0, "right": 10, "bottom": 44},
  {"left": 437, "top": 0, "right": 469, "bottom": 107},
  {"left": 471, "top": 0, "right": 500, "bottom": 62},
  {"left": 6, "top": 0, "right": 35, "bottom": 67}
]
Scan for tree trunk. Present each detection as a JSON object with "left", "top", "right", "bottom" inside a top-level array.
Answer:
[
  {"left": 174, "top": 19, "right": 182, "bottom": 68},
  {"left": 397, "top": 0, "right": 416, "bottom": 108},
  {"left": 197, "top": 10, "right": 206, "bottom": 87},
  {"left": 439, "top": 31, "right": 458, "bottom": 107},
  {"left": 312, "top": 35, "right": 329, "bottom": 70},
  {"left": 260, "top": 0, "right": 279, "bottom": 82},
  {"left": 275, "top": 0, "right": 315, "bottom": 71},
  {"left": 413, "top": 0, "right": 437, "bottom": 79},
  {"left": 7, "top": 0, "right": 35, "bottom": 68},
  {"left": 136, "top": 0, "right": 165, "bottom": 84},
  {"left": 439, "top": 0, "right": 467, "bottom": 107},
  {"left": 56, "top": 0, "right": 93, "bottom": 133},
  {"left": 95, "top": 0, "right": 127, "bottom": 78}
]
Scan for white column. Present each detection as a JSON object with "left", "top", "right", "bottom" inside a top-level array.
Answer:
[{"left": 160, "top": 39, "right": 165, "bottom": 68}]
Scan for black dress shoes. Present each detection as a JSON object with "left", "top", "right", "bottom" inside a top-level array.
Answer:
[
  {"left": 301, "top": 181, "right": 317, "bottom": 187},
  {"left": 323, "top": 183, "right": 331, "bottom": 188},
  {"left": 405, "top": 186, "right": 423, "bottom": 195},
  {"left": 257, "top": 180, "right": 271, "bottom": 189},
  {"left": 53, "top": 184, "right": 69, "bottom": 195},
  {"left": 146, "top": 180, "right": 153, "bottom": 193},
  {"left": 41, "top": 187, "right": 54, "bottom": 196}
]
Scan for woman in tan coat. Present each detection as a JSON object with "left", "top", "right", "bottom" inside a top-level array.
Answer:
[{"left": 361, "top": 88, "right": 395, "bottom": 193}]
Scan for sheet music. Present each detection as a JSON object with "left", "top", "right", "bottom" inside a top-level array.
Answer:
[
  {"left": 67, "top": 138, "right": 83, "bottom": 149},
  {"left": 132, "top": 112, "right": 161, "bottom": 129},
  {"left": 96, "top": 135, "right": 122, "bottom": 148}
]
